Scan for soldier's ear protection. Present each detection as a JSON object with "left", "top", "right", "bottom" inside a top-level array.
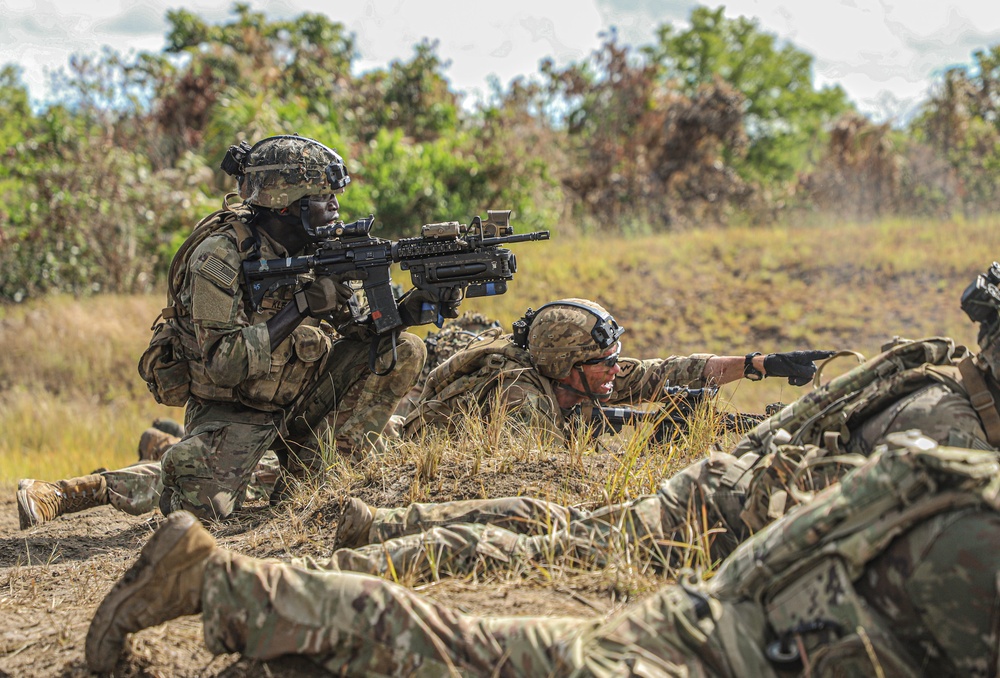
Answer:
[
  {"left": 220, "top": 140, "right": 252, "bottom": 178},
  {"left": 511, "top": 301, "right": 625, "bottom": 350},
  {"left": 961, "top": 262, "right": 1000, "bottom": 325}
]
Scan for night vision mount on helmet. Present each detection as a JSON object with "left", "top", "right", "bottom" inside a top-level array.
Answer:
[{"left": 961, "top": 261, "right": 1000, "bottom": 379}]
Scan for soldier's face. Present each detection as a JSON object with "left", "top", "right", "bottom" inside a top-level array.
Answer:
[
  {"left": 563, "top": 343, "right": 622, "bottom": 399},
  {"left": 302, "top": 193, "right": 341, "bottom": 230}
]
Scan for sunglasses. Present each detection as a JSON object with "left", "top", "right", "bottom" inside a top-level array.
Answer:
[{"left": 578, "top": 343, "right": 621, "bottom": 368}]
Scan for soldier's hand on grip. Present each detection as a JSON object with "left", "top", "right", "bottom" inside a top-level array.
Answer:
[
  {"left": 763, "top": 350, "right": 836, "bottom": 386},
  {"left": 398, "top": 288, "right": 462, "bottom": 327},
  {"left": 297, "top": 275, "right": 354, "bottom": 317}
]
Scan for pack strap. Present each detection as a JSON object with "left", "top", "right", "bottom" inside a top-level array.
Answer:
[
  {"left": 721, "top": 452, "right": 760, "bottom": 488},
  {"left": 958, "top": 356, "right": 1000, "bottom": 447}
]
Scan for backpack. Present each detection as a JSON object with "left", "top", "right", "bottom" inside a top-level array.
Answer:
[
  {"left": 138, "top": 197, "right": 256, "bottom": 406},
  {"left": 730, "top": 337, "right": 980, "bottom": 530},
  {"left": 402, "top": 332, "right": 558, "bottom": 433},
  {"left": 710, "top": 432, "right": 1000, "bottom": 677},
  {"left": 733, "top": 337, "right": 969, "bottom": 458}
]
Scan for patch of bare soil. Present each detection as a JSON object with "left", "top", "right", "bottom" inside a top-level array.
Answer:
[{"left": 0, "top": 446, "right": 642, "bottom": 677}]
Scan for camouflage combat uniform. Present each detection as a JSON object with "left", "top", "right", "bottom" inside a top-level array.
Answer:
[
  {"left": 402, "top": 329, "right": 716, "bottom": 441},
  {"left": 153, "top": 206, "right": 424, "bottom": 519},
  {"left": 193, "top": 435, "right": 1000, "bottom": 676},
  {"left": 94, "top": 452, "right": 282, "bottom": 516},
  {"left": 96, "top": 204, "right": 423, "bottom": 521},
  {"left": 326, "top": 337, "right": 998, "bottom": 580}
]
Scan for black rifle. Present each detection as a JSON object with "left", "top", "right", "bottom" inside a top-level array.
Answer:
[
  {"left": 243, "top": 209, "right": 549, "bottom": 336},
  {"left": 585, "top": 386, "right": 771, "bottom": 443}
]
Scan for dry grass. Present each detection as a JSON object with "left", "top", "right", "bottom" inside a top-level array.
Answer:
[{"left": 3, "top": 217, "right": 992, "bottom": 482}]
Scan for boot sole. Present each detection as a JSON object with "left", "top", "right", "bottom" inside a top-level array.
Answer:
[
  {"left": 16, "top": 484, "right": 39, "bottom": 530},
  {"left": 85, "top": 512, "right": 201, "bottom": 673}
]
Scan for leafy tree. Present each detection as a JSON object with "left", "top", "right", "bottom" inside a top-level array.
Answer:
[
  {"left": 343, "top": 41, "right": 459, "bottom": 144},
  {"left": 910, "top": 45, "right": 1000, "bottom": 216},
  {"left": 0, "top": 66, "right": 32, "bottom": 154},
  {"left": 536, "top": 33, "right": 750, "bottom": 229},
  {"left": 645, "top": 6, "right": 850, "bottom": 183}
]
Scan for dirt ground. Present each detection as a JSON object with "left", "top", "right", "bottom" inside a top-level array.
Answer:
[{"left": 0, "top": 447, "right": 646, "bottom": 677}]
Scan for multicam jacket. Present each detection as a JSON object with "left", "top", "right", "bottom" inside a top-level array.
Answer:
[{"left": 173, "top": 204, "right": 336, "bottom": 411}]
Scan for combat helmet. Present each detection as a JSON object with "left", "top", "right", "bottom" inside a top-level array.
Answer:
[
  {"left": 514, "top": 298, "right": 625, "bottom": 379},
  {"left": 220, "top": 134, "right": 350, "bottom": 209},
  {"left": 961, "top": 262, "right": 1000, "bottom": 377}
]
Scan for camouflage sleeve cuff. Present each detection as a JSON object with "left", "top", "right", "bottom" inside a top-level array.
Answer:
[
  {"left": 681, "top": 353, "right": 717, "bottom": 388},
  {"left": 242, "top": 324, "right": 272, "bottom": 379}
]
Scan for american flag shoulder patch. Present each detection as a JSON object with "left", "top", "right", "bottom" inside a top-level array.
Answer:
[{"left": 200, "top": 255, "right": 239, "bottom": 290}]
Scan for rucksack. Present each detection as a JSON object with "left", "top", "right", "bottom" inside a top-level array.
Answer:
[
  {"left": 710, "top": 431, "right": 1000, "bottom": 677},
  {"left": 138, "top": 197, "right": 256, "bottom": 406},
  {"left": 402, "top": 331, "right": 558, "bottom": 433},
  {"left": 729, "top": 337, "right": 980, "bottom": 530},
  {"left": 732, "top": 337, "right": 969, "bottom": 458}
]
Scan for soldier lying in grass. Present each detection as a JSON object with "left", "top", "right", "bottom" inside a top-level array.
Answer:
[
  {"left": 86, "top": 431, "right": 1000, "bottom": 677},
  {"left": 400, "top": 297, "right": 831, "bottom": 442}
]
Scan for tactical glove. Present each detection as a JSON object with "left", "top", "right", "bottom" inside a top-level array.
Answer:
[
  {"left": 763, "top": 350, "right": 836, "bottom": 386},
  {"left": 296, "top": 275, "right": 354, "bottom": 318},
  {"left": 398, "top": 287, "right": 462, "bottom": 327}
]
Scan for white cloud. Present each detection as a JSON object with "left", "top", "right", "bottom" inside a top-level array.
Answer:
[{"left": 2, "top": 0, "right": 999, "bottom": 122}]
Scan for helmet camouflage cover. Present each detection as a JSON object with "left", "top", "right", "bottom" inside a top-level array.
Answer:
[
  {"left": 235, "top": 135, "right": 350, "bottom": 209},
  {"left": 527, "top": 298, "right": 625, "bottom": 379}
]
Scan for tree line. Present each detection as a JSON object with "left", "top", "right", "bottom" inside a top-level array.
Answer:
[{"left": 2, "top": 4, "right": 999, "bottom": 301}]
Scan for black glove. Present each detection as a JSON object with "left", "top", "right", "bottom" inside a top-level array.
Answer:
[
  {"left": 763, "top": 350, "right": 836, "bottom": 386},
  {"left": 398, "top": 288, "right": 462, "bottom": 327},
  {"left": 296, "top": 275, "right": 354, "bottom": 318}
]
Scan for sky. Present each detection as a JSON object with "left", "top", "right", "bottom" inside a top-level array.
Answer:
[{"left": 2, "top": 0, "right": 1000, "bottom": 123}]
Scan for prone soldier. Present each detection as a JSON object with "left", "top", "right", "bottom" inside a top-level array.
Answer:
[
  {"left": 85, "top": 432, "right": 1000, "bottom": 677},
  {"left": 400, "top": 297, "right": 831, "bottom": 441}
]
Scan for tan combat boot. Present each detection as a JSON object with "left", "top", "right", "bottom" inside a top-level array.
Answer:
[
  {"left": 333, "top": 497, "right": 374, "bottom": 550},
  {"left": 86, "top": 511, "right": 217, "bottom": 673},
  {"left": 17, "top": 474, "right": 108, "bottom": 530},
  {"left": 137, "top": 427, "right": 181, "bottom": 462}
]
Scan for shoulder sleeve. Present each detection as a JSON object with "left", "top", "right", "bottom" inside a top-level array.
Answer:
[
  {"left": 188, "top": 234, "right": 243, "bottom": 327},
  {"left": 609, "top": 354, "right": 716, "bottom": 403}
]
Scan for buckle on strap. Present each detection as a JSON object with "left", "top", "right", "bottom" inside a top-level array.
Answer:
[{"left": 970, "top": 388, "right": 996, "bottom": 410}]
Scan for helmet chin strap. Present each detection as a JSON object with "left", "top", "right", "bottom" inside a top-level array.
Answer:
[{"left": 553, "top": 365, "right": 608, "bottom": 408}]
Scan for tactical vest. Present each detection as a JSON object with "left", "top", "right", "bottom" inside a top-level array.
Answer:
[
  {"left": 723, "top": 337, "right": 998, "bottom": 529},
  {"left": 138, "top": 197, "right": 261, "bottom": 406},
  {"left": 402, "top": 333, "right": 561, "bottom": 434},
  {"left": 709, "top": 432, "right": 1000, "bottom": 677}
]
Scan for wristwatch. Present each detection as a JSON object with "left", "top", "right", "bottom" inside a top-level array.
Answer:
[{"left": 744, "top": 352, "right": 764, "bottom": 381}]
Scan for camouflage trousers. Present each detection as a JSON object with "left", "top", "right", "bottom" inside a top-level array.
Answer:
[
  {"left": 318, "top": 452, "right": 749, "bottom": 580},
  {"left": 201, "top": 549, "right": 772, "bottom": 677},
  {"left": 321, "top": 383, "right": 989, "bottom": 580},
  {"left": 160, "top": 332, "right": 424, "bottom": 521},
  {"left": 101, "top": 453, "right": 280, "bottom": 516}
]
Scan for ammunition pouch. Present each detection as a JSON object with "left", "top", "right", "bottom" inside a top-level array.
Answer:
[
  {"left": 237, "top": 324, "right": 332, "bottom": 407},
  {"left": 138, "top": 320, "right": 192, "bottom": 407}
]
